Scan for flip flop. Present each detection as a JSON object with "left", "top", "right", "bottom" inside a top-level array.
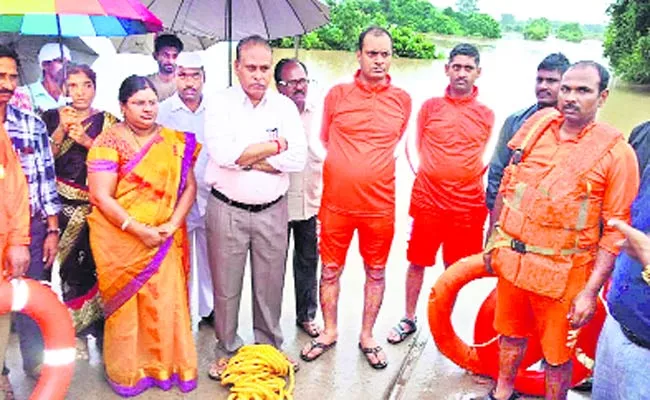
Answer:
[
  {"left": 387, "top": 317, "right": 417, "bottom": 344},
  {"left": 207, "top": 358, "right": 229, "bottom": 381},
  {"left": 300, "top": 339, "right": 337, "bottom": 362},
  {"left": 358, "top": 343, "right": 388, "bottom": 370},
  {"left": 296, "top": 320, "right": 322, "bottom": 338}
]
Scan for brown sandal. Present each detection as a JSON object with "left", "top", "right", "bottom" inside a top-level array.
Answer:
[
  {"left": 207, "top": 358, "right": 229, "bottom": 381},
  {"left": 0, "top": 375, "right": 16, "bottom": 400}
]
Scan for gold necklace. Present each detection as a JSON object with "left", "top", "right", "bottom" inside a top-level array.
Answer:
[{"left": 125, "top": 123, "right": 157, "bottom": 150}]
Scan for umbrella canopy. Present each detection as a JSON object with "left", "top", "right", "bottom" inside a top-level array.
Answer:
[
  {"left": 114, "top": 0, "right": 330, "bottom": 53},
  {"left": 0, "top": 34, "right": 98, "bottom": 84},
  {"left": 0, "top": 0, "right": 162, "bottom": 36},
  {"left": 113, "top": 33, "right": 218, "bottom": 54}
]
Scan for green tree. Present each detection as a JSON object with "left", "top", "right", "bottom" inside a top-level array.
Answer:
[
  {"left": 390, "top": 26, "right": 437, "bottom": 58},
  {"left": 464, "top": 13, "right": 502, "bottom": 38},
  {"left": 604, "top": 0, "right": 650, "bottom": 83},
  {"left": 456, "top": 0, "right": 478, "bottom": 15},
  {"left": 556, "top": 22, "right": 584, "bottom": 42},
  {"left": 388, "top": 0, "right": 462, "bottom": 35},
  {"left": 523, "top": 18, "right": 551, "bottom": 41},
  {"left": 270, "top": 0, "right": 503, "bottom": 59}
]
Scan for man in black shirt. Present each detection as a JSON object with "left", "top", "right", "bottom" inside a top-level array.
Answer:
[{"left": 485, "top": 53, "right": 570, "bottom": 216}]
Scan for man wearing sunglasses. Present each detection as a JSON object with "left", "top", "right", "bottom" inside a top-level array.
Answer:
[{"left": 274, "top": 58, "right": 324, "bottom": 340}]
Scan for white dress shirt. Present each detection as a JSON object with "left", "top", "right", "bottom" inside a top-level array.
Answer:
[
  {"left": 204, "top": 85, "right": 307, "bottom": 205},
  {"left": 157, "top": 93, "right": 208, "bottom": 227},
  {"left": 287, "top": 105, "right": 324, "bottom": 221}
]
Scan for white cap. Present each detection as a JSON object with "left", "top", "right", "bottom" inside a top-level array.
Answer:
[
  {"left": 176, "top": 52, "right": 203, "bottom": 69},
  {"left": 38, "top": 43, "right": 71, "bottom": 64}
]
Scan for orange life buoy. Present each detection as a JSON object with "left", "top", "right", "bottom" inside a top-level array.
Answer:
[
  {"left": 428, "top": 253, "right": 606, "bottom": 396},
  {"left": 427, "top": 253, "right": 493, "bottom": 375},
  {"left": 0, "top": 279, "right": 76, "bottom": 400}
]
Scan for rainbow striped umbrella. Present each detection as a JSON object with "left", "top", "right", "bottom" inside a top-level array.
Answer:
[{"left": 0, "top": 0, "right": 163, "bottom": 37}]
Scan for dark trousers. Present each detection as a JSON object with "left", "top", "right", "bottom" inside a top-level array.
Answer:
[
  {"left": 15, "top": 218, "right": 46, "bottom": 372},
  {"left": 287, "top": 216, "right": 319, "bottom": 323}
]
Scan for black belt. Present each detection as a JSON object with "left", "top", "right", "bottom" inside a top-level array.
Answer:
[
  {"left": 211, "top": 188, "right": 282, "bottom": 213},
  {"left": 620, "top": 323, "right": 650, "bottom": 350}
]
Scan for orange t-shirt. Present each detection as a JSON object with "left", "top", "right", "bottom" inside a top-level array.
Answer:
[
  {"left": 410, "top": 86, "right": 494, "bottom": 216},
  {"left": 0, "top": 125, "right": 30, "bottom": 251},
  {"left": 321, "top": 71, "right": 412, "bottom": 217}
]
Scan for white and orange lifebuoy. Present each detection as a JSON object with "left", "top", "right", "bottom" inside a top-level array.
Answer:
[
  {"left": 428, "top": 253, "right": 604, "bottom": 396},
  {"left": 0, "top": 279, "right": 76, "bottom": 400}
]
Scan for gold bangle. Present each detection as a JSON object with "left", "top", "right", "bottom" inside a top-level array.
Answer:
[{"left": 642, "top": 264, "right": 650, "bottom": 285}]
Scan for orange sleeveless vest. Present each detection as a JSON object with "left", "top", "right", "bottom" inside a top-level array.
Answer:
[{"left": 488, "top": 108, "right": 623, "bottom": 298}]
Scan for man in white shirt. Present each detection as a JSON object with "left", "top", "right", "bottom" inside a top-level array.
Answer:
[
  {"left": 203, "top": 36, "right": 307, "bottom": 378},
  {"left": 157, "top": 51, "right": 214, "bottom": 326},
  {"left": 274, "top": 58, "right": 324, "bottom": 338},
  {"left": 23, "top": 43, "right": 71, "bottom": 114}
]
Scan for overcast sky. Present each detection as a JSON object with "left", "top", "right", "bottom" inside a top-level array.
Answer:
[{"left": 429, "top": 0, "right": 613, "bottom": 24}]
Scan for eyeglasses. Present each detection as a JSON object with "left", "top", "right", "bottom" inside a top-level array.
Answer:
[{"left": 278, "top": 78, "right": 311, "bottom": 88}]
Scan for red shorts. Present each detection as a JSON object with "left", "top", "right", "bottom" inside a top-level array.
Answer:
[
  {"left": 407, "top": 207, "right": 486, "bottom": 267},
  {"left": 319, "top": 207, "right": 395, "bottom": 269},
  {"left": 494, "top": 264, "right": 589, "bottom": 365}
]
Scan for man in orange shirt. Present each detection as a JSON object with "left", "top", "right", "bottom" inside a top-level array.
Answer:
[
  {"left": 387, "top": 43, "right": 494, "bottom": 344},
  {"left": 300, "top": 26, "right": 412, "bottom": 369},
  {"left": 479, "top": 61, "right": 639, "bottom": 400},
  {"left": 0, "top": 45, "right": 31, "bottom": 399}
]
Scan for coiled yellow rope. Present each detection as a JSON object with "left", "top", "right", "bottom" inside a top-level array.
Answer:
[{"left": 221, "top": 344, "right": 295, "bottom": 400}]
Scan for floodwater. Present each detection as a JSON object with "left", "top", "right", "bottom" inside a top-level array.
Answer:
[{"left": 273, "top": 33, "right": 650, "bottom": 162}]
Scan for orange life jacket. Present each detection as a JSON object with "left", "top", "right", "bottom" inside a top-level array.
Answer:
[{"left": 487, "top": 108, "right": 624, "bottom": 298}]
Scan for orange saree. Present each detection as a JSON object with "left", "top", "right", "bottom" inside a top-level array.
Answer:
[{"left": 86, "top": 127, "right": 199, "bottom": 397}]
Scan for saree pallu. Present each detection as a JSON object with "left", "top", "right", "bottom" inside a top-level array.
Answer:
[
  {"left": 42, "top": 110, "right": 118, "bottom": 334},
  {"left": 86, "top": 127, "right": 199, "bottom": 397}
]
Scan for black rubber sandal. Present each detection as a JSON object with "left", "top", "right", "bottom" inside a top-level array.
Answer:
[
  {"left": 387, "top": 317, "right": 417, "bottom": 344},
  {"left": 358, "top": 343, "right": 388, "bottom": 370},
  {"left": 300, "top": 339, "right": 337, "bottom": 362}
]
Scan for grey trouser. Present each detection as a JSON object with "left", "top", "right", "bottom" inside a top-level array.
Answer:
[{"left": 206, "top": 194, "right": 288, "bottom": 357}]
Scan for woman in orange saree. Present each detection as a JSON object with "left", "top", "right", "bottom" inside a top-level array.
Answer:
[{"left": 86, "top": 75, "right": 199, "bottom": 396}]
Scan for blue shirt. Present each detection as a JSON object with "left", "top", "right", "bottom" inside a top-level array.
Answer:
[
  {"left": 485, "top": 103, "right": 541, "bottom": 210},
  {"left": 4, "top": 104, "right": 61, "bottom": 218},
  {"left": 608, "top": 130, "right": 650, "bottom": 343}
]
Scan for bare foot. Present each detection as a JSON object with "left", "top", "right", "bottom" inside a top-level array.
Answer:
[{"left": 297, "top": 320, "right": 322, "bottom": 338}]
